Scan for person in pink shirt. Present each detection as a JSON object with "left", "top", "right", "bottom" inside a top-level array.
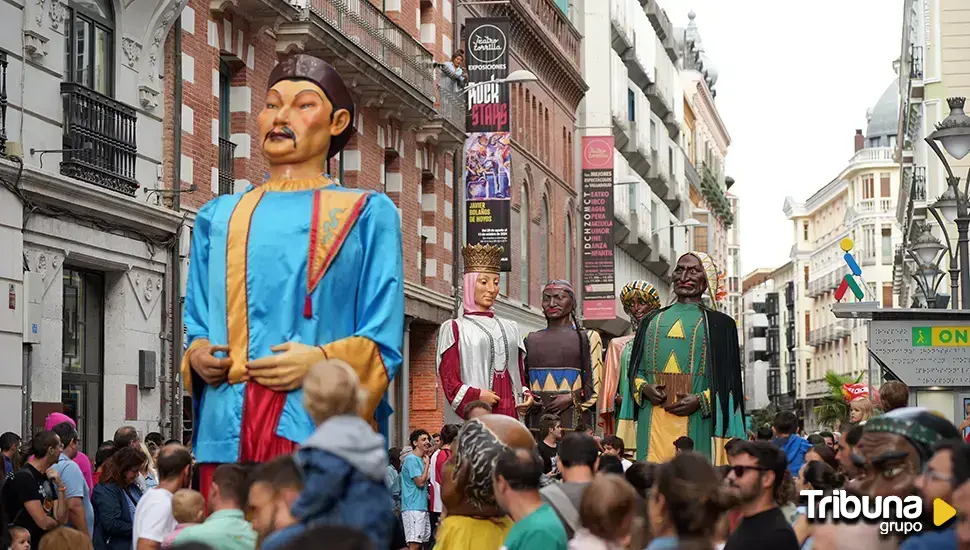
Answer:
[
  {"left": 45, "top": 412, "right": 95, "bottom": 490},
  {"left": 162, "top": 489, "right": 206, "bottom": 549}
]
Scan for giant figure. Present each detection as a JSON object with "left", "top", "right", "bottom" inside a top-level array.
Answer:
[
  {"left": 435, "top": 415, "right": 535, "bottom": 549},
  {"left": 599, "top": 281, "right": 661, "bottom": 450},
  {"left": 628, "top": 252, "right": 744, "bottom": 464},
  {"left": 437, "top": 244, "right": 532, "bottom": 422},
  {"left": 523, "top": 281, "right": 602, "bottom": 432},
  {"left": 181, "top": 54, "right": 404, "bottom": 493}
]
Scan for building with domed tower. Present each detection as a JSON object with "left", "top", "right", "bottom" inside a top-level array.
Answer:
[{"left": 782, "top": 65, "right": 902, "bottom": 428}]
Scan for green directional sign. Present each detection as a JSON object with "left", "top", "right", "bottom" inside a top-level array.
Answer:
[{"left": 913, "top": 327, "right": 932, "bottom": 347}]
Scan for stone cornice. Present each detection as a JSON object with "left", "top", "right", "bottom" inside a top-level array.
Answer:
[
  {"left": 693, "top": 79, "right": 730, "bottom": 150},
  {"left": 0, "top": 159, "right": 183, "bottom": 237}
]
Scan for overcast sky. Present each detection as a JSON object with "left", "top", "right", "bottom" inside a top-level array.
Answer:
[{"left": 663, "top": 1, "right": 903, "bottom": 275}]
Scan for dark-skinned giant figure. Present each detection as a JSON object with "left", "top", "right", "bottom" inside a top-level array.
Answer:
[{"left": 628, "top": 252, "right": 744, "bottom": 464}]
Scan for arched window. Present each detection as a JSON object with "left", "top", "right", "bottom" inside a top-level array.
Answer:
[
  {"left": 520, "top": 183, "right": 531, "bottom": 304},
  {"left": 565, "top": 213, "right": 573, "bottom": 285},
  {"left": 539, "top": 195, "right": 549, "bottom": 285},
  {"left": 65, "top": 0, "right": 114, "bottom": 95}
]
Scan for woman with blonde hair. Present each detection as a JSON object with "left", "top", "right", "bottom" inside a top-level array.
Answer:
[
  {"left": 137, "top": 441, "right": 158, "bottom": 491},
  {"left": 39, "top": 527, "right": 93, "bottom": 550},
  {"left": 848, "top": 397, "right": 874, "bottom": 425}
]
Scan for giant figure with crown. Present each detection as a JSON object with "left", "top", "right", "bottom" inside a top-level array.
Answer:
[
  {"left": 181, "top": 54, "right": 404, "bottom": 496},
  {"left": 436, "top": 244, "right": 533, "bottom": 423}
]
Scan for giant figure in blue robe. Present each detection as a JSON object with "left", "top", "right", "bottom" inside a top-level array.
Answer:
[{"left": 180, "top": 54, "right": 404, "bottom": 496}]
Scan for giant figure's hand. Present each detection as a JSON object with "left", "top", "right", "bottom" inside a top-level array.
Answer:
[
  {"left": 664, "top": 393, "right": 700, "bottom": 416},
  {"left": 543, "top": 394, "right": 574, "bottom": 415},
  {"left": 480, "top": 389, "right": 501, "bottom": 406},
  {"left": 246, "top": 341, "right": 325, "bottom": 392},
  {"left": 515, "top": 392, "right": 535, "bottom": 415},
  {"left": 640, "top": 384, "right": 667, "bottom": 406},
  {"left": 188, "top": 340, "right": 232, "bottom": 386}
]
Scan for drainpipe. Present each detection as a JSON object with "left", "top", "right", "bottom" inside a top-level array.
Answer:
[
  {"left": 170, "top": 18, "right": 184, "bottom": 439},
  {"left": 401, "top": 316, "right": 413, "bottom": 439}
]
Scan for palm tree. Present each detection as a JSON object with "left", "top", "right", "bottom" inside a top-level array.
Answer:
[{"left": 813, "top": 370, "right": 864, "bottom": 430}]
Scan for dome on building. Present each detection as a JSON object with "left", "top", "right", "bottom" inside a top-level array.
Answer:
[{"left": 864, "top": 77, "right": 900, "bottom": 147}]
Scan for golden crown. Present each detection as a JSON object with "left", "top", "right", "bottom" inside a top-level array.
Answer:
[{"left": 462, "top": 244, "right": 504, "bottom": 274}]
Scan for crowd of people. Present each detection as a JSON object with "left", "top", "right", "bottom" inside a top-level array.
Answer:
[{"left": 4, "top": 371, "right": 970, "bottom": 550}]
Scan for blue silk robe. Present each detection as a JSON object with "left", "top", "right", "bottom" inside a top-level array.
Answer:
[{"left": 182, "top": 178, "right": 405, "bottom": 464}]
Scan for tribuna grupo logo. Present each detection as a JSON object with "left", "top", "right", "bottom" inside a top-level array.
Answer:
[{"left": 801, "top": 490, "right": 928, "bottom": 536}]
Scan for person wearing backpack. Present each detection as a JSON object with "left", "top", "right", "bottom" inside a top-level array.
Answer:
[{"left": 539, "top": 433, "right": 599, "bottom": 539}]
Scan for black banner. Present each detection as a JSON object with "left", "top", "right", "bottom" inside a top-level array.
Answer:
[
  {"left": 464, "top": 18, "right": 510, "bottom": 133},
  {"left": 464, "top": 133, "right": 512, "bottom": 272}
]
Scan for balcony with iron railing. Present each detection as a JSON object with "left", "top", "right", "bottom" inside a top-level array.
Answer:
[
  {"left": 60, "top": 82, "right": 138, "bottom": 196},
  {"left": 267, "top": 0, "right": 449, "bottom": 137},
  {"left": 910, "top": 44, "right": 923, "bottom": 80},
  {"left": 218, "top": 138, "right": 236, "bottom": 195},
  {"left": 518, "top": 0, "right": 582, "bottom": 70}
]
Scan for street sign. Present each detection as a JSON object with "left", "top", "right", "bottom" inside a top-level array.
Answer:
[{"left": 870, "top": 320, "right": 970, "bottom": 386}]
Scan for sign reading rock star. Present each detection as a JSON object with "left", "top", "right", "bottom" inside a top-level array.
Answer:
[{"left": 464, "top": 18, "right": 510, "bottom": 133}]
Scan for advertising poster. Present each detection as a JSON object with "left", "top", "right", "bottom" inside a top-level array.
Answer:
[
  {"left": 465, "top": 132, "right": 512, "bottom": 271},
  {"left": 581, "top": 136, "right": 616, "bottom": 320},
  {"left": 464, "top": 18, "right": 510, "bottom": 133}
]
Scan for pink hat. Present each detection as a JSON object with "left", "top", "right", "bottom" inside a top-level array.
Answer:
[{"left": 45, "top": 412, "right": 75, "bottom": 431}]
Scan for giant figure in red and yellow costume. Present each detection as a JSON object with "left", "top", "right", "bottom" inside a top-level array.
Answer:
[
  {"left": 181, "top": 54, "right": 404, "bottom": 494},
  {"left": 437, "top": 244, "right": 533, "bottom": 422}
]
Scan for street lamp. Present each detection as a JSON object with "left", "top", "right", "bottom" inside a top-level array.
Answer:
[
  {"left": 652, "top": 217, "right": 702, "bottom": 234},
  {"left": 924, "top": 97, "right": 970, "bottom": 307},
  {"left": 906, "top": 220, "right": 951, "bottom": 308}
]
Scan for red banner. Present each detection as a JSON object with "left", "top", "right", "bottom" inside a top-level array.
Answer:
[{"left": 581, "top": 136, "right": 616, "bottom": 320}]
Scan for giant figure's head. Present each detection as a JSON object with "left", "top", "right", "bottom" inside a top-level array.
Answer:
[
  {"left": 850, "top": 407, "right": 960, "bottom": 499},
  {"left": 619, "top": 280, "right": 661, "bottom": 328},
  {"left": 462, "top": 244, "right": 503, "bottom": 313},
  {"left": 541, "top": 280, "right": 576, "bottom": 323},
  {"left": 673, "top": 251, "right": 725, "bottom": 306},
  {"left": 440, "top": 415, "right": 534, "bottom": 517},
  {"left": 258, "top": 55, "right": 356, "bottom": 172}
]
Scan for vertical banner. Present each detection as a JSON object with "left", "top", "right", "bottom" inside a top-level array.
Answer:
[
  {"left": 581, "top": 136, "right": 616, "bottom": 320},
  {"left": 465, "top": 133, "right": 512, "bottom": 271},
  {"left": 465, "top": 18, "right": 510, "bottom": 132},
  {"left": 463, "top": 17, "right": 512, "bottom": 271}
]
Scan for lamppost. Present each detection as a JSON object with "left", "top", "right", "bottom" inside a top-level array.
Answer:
[
  {"left": 922, "top": 97, "right": 970, "bottom": 308},
  {"left": 905, "top": 220, "right": 948, "bottom": 308},
  {"left": 450, "top": 69, "right": 539, "bottom": 316}
]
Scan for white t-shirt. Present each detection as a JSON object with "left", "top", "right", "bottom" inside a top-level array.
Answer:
[
  {"left": 132, "top": 488, "right": 177, "bottom": 549},
  {"left": 621, "top": 458, "right": 633, "bottom": 472}
]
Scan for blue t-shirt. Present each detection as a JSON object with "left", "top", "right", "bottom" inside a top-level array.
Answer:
[
  {"left": 53, "top": 453, "right": 94, "bottom": 537},
  {"left": 400, "top": 454, "right": 428, "bottom": 512}
]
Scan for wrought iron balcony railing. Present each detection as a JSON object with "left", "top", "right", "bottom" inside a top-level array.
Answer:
[
  {"left": 218, "top": 137, "right": 236, "bottom": 195},
  {"left": 435, "top": 77, "right": 466, "bottom": 134},
  {"left": 910, "top": 44, "right": 923, "bottom": 80},
  {"left": 520, "top": 0, "right": 581, "bottom": 70},
  {"left": 304, "top": 0, "right": 436, "bottom": 100},
  {"left": 60, "top": 82, "right": 138, "bottom": 196},
  {"left": 0, "top": 49, "right": 7, "bottom": 155}
]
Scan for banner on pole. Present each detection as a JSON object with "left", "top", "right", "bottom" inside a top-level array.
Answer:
[
  {"left": 581, "top": 136, "right": 616, "bottom": 320},
  {"left": 464, "top": 18, "right": 510, "bottom": 133},
  {"left": 465, "top": 132, "right": 512, "bottom": 271}
]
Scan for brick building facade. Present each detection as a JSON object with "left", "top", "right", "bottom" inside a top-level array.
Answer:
[{"left": 164, "top": 0, "right": 585, "bottom": 445}]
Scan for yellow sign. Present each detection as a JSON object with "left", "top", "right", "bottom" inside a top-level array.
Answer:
[
  {"left": 912, "top": 326, "right": 970, "bottom": 347},
  {"left": 840, "top": 237, "right": 854, "bottom": 252},
  {"left": 934, "top": 498, "right": 956, "bottom": 526}
]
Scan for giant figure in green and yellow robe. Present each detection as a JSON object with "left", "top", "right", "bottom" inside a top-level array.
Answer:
[{"left": 628, "top": 251, "right": 745, "bottom": 464}]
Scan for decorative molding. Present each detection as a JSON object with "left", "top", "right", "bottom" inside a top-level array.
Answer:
[
  {"left": 35, "top": 0, "right": 46, "bottom": 27},
  {"left": 48, "top": 0, "right": 67, "bottom": 31},
  {"left": 122, "top": 37, "right": 142, "bottom": 69},
  {"left": 127, "top": 270, "right": 163, "bottom": 320},
  {"left": 24, "top": 248, "right": 65, "bottom": 297},
  {"left": 23, "top": 30, "right": 49, "bottom": 58},
  {"left": 137, "top": 0, "right": 190, "bottom": 96}
]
